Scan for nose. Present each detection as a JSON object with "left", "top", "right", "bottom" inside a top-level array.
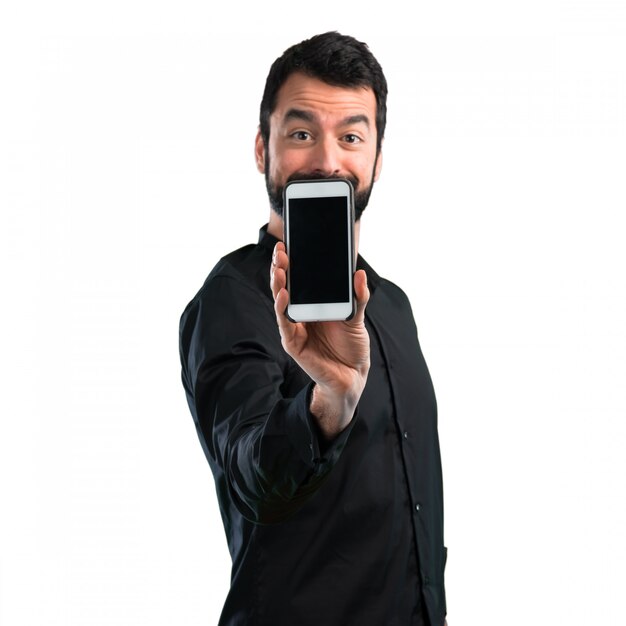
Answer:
[{"left": 308, "top": 136, "right": 342, "bottom": 177}]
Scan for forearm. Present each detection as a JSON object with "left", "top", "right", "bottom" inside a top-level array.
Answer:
[{"left": 180, "top": 279, "right": 345, "bottom": 524}]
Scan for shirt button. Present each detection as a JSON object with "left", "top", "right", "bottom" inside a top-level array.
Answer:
[
  {"left": 403, "top": 431, "right": 409, "bottom": 440},
  {"left": 415, "top": 503, "right": 420, "bottom": 512}
]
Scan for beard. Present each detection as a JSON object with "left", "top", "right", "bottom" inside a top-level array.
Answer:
[{"left": 264, "top": 157, "right": 377, "bottom": 221}]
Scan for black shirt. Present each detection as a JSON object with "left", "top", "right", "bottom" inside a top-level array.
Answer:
[{"left": 179, "top": 227, "right": 447, "bottom": 626}]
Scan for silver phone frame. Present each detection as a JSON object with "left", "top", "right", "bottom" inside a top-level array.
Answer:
[{"left": 283, "top": 179, "right": 356, "bottom": 322}]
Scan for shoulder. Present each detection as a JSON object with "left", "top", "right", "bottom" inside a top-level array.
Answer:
[
  {"left": 372, "top": 277, "right": 417, "bottom": 336},
  {"left": 183, "top": 241, "right": 273, "bottom": 320},
  {"left": 179, "top": 240, "right": 278, "bottom": 353},
  {"left": 377, "top": 276, "right": 412, "bottom": 307},
  {"left": 361, "top": 258, "right": 413, "bottom": 315}
]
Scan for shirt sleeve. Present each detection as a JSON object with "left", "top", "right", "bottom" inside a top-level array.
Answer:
[{"left": 179, "top": 272, "right": 355, "bottom": 524}]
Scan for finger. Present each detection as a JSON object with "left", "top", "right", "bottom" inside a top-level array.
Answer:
[
  {"left": 272, "top": 242, "right": 288, "bottom": 270},
  {"left": 351, "top": 269, "right": 370, "bottom": 324},
  {"left": 271, "top": 266, "right": 286, "bottom": 301},
  {"left": 274, "top": 287, "right": 297, "bottom": 345},
  {"left": 270, "top": 243, "right": 289, "bottom": 300}
]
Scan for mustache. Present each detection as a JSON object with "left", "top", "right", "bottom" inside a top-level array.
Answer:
[{"left": 285, "top": 171, "right": 360, "bottom": 188}]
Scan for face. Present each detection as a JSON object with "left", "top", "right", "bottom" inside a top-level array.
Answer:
[{"left": 255, "top": 72, "right": 382, "bottom": 220}]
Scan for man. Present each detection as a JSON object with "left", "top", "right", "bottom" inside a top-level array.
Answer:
[{"left": 180, "top": 32, "right": 447, "bottom": 625}]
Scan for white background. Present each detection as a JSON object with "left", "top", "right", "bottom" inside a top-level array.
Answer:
[{"left": 1, "top": 1, "right": 625, "bottom": 624}]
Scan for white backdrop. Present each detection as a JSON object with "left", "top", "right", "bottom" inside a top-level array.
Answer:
[{"left": 1, "top": 1, "right": 625, "bottom": 624}]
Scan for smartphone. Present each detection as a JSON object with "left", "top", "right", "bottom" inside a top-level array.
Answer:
[{"left": 283, "top": 178, "right": 356, "bottom": 322}]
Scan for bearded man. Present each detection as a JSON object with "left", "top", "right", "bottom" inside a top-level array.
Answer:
[{"left": 180, "top": 31, "right": 448, "bottom": 626}]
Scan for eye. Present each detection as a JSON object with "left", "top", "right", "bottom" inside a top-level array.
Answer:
[
  {"left": 291, "top": 131, "right": 311, "bottom": 141},
  {"left": 343, "top": 134, "right": 362, "bottom": 144}
]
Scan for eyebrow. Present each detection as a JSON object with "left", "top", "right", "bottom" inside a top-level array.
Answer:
[
  {"left": 283, "top": 109, "right": 371, "bottom": 128},
  {"left": 341, "top": 114, "right": 370, "bottom": 128},
  {"left": 284, "top": 108, "right": 316, "bottom": 123}
]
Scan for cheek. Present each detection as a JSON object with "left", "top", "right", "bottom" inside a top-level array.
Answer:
[
  {"left": 269, "top": 147, "right": 308, "bottom": 179},
  {"left": 350, "top": 152, "right": 377, "bottom": 180}
]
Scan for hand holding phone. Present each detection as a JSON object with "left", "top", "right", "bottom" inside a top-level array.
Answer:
[{"left": 270, "top": 240, "right": 371, "bottom": 438}]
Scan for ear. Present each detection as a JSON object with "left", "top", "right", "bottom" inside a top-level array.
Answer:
[
  {"left": 373, "top": 146, "right": 383, "bottom": 182},
  {"left": 255, "top": 129, "right": 266, "bottom": 174}
]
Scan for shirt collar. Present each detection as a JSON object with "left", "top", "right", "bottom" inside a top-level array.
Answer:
[{"left": 257, "top": 224, "right": 381, "bottom": 294}]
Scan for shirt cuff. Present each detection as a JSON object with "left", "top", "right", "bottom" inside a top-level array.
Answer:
[{"left": 284, "top": 382, "right": 358, "bottom": 474}]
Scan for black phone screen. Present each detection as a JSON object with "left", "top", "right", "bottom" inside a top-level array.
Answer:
[{"left": 288, "top": 196, "right": 350, "bottom": 305}]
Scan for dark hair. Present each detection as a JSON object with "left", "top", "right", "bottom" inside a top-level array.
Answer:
[{"left": 259, "top": 32, "right": 388, "bottom": 154}]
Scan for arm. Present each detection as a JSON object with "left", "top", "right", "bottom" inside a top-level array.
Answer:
[{"left": 179, "top": 271, "right": 356, "bottom": 524}]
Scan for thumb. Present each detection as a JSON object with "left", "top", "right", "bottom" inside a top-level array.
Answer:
[{"left": 352, "top": 269, "right": 370, "bottom": 324}]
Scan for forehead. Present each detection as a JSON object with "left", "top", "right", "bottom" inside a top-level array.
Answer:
[{"left": 271, "top": 72, "right": 377, "bottom": 125}]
